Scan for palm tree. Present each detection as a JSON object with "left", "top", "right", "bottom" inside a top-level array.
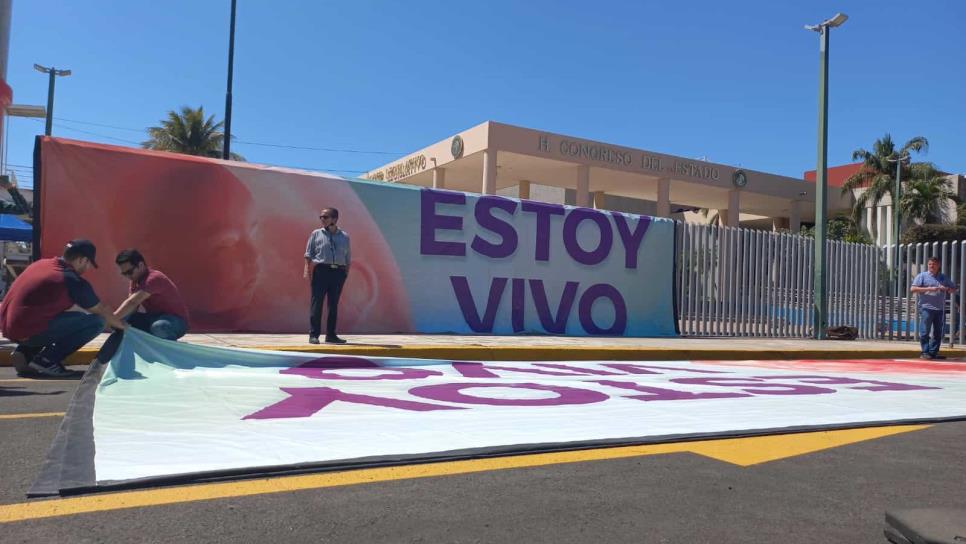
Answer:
[
  {"left": 900, "top": 176, "right": 959, "bottom": 225},
  {"left": 142, "top": 106, "right": 244, "bottom": 160},
  {"left": 840, "top": 133, "right": 930, "bottom": 234}
]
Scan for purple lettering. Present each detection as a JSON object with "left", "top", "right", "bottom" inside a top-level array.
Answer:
[
  {"left": 601, "top": 363, "right": 732, "bottom": 375},
  {"left": 596, "top": 380, "right": 750, "bottom": 401},
  {"left": 612, "top": 214, "right": 651, "bottom": 269},
  {"left": 420, "top": 189, "right": 466, "bottom": 256},
  {"left": 529, "top": 279, "right": 578, "bottom": 334},
  {"left": 243, "top": 387, "right": 461, "bottom": 420},
  {"left": 451, "top": 276, "right": 507, "bottom": 333},
  {"left": 578, "top": 283, "right": 627, "bottom": 335},
  {"left": 281, "top": 356, "right": 444, "bottom": 381},
  {"left": 471, "top": 196, "right": 519, "bottom": 258},
  {"left": 532, "top": 363, "right": 622, "bottom": 376},
  {"left": 752, "top": 375, "right": 940, "bottom": 392},
  {"left": 511, "top": 278, "right": 525, "bottom": 332},
  {"left": 563, "top": 209, "right": 612, "bottom": 266},
  {"left": 671, "top": 377, "right": 836, "bottom": 396},
  {"left": 451, "top": 361, "right": 620, "bottom": 378},
  {"left": 521, "top": 201, "right": 565, "bottom": 261},
  {"left": 409, "top": 382, "right": 608, "bottom": 406}
]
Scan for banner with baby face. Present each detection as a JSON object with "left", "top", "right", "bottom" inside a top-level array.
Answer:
[{"left": 38, "top": 137, "right": 675, "bottom": 335}]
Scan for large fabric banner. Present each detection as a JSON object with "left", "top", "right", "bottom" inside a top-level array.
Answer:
[
  {"left": 31, "top": 329, "right": 966, "bottom": 495},
  {"left": 37, "top": 138, "right": 675, "bottom": 335}
]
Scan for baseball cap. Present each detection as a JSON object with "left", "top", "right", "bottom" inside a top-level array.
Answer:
[{"left": 65, "top": 239, "right": 98, "bottom": 268}]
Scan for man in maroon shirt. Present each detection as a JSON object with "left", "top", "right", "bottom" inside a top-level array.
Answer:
[
  {"left": 1, "top": 240, "right": 128, "bottom": 377},
  {"left": 95, "top": 249, "right": 190, "bottom": 363}
]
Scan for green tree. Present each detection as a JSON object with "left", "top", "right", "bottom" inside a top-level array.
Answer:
[
  {"left": 900, "top": 175, "right": 958, "bottom": 225},
  {"left": 142, "top": 106, "right": 244, "bottom": 160},
  {"left": 800, "top": 215, "right": 872, "bottom": 244},
  {"left": 840, "top": 133, "right": 933, "bottom": 232}
]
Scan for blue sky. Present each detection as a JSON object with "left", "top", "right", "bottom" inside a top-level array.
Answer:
[{"left": 4, "top": 0, "right": 965, "bottom": 188}]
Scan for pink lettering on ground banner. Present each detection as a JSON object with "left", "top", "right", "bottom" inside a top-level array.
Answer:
[
  {"left": 281, "top": 356, "right": 444, "bottom": 381},
  {"left": 601, "top": 363, "right": 732, "bottom": 375},
  {"left": 751, "top": 375, "right": 941, "bottom": 392},
  {"left": 670, "top": 377, "right": 836, "bottom": 396},
  {"left": 243, "top": 387, "right": 463, "bottom": 420},
  {"left": 409, "top": 382, "right": 609, "bottom": 406},
  {"left": 595, "top": 380, "right": 751, "bottom": 401},
  {"left": 452, "top": 362, "right": 621, "bottom": 379}
]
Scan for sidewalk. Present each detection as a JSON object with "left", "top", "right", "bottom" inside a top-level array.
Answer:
[{"left": 3, "top": 332, "right": 962, "bottom": 365}]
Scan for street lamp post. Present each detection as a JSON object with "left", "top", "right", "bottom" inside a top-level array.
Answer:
[
  {"left": 888, "top": 154, "right": 910, "bottom": 337},
  {"left": 805, "top": 12, "right": 848, "bottom": 340},
  {"left": 33, "top": 64, "right": 71, "bottom": 136},
  {"left": 223, "top": 0, "right": 237, "bottom": 160}
]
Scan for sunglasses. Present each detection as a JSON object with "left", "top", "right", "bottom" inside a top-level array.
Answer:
[{"left": 320, "top": 215, "right": 332, "bottom": 219}]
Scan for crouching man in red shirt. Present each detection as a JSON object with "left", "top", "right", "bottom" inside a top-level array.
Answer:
[
  {"left": 95, "top": 249, "right": 191, "bottom": 363},
  {"left": 0, "top": 240, "right": 128, "bottom": 378}
]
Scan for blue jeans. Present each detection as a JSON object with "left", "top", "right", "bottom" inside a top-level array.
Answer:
[
  {"left": 96, "top": 313, "right": 188, "bottom": 362},
  {"left": 919, "top": 308, "right": 944, "bottom": 356},
  {"left": 15, "top": 311, "right": 105, "bottom": 365}
]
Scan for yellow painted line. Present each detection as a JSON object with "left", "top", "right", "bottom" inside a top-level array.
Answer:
[
  {"left": 1, "top": 344, "right": 959, "bottom": 366},
  {"left": 686, "top": 424, "right": 929, "bottom": 466},
  {"left": 36, "top": 346, "right": 958, "bottom": 365},
  {"left": 0, "top": 412, "right": 65, "bottom": 420},
  {"left": 0, "top": 424, "right": 927, "bottom": 523},
  {"left": 0, "top": 379, "right": 77, "bottom": 383}
]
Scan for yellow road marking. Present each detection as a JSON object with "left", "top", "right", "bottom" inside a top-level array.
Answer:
[
  {"left": 0, "top": 412, "right": 65, "bottom": 420},
  {"left": 685, "top": 425, "right": 927, "bottom": 466},
  {"left": 0, "top": 424, "right": 927, "bottom": 523},
  {"left": 0, "top": 379, "right": 76, "bottom": 383}
]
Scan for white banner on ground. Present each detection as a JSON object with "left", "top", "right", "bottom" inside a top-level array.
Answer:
[{"left": 89, "top": 330, "right": 966, "bottom": 485}]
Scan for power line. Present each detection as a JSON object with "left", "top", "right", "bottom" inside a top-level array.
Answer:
[
  {"left": 233, "top": 140, "right": 402, "bottom": 155},
  {"left": 49, "top": 116, "right": 406, "bottom": 155},
  {"left": 52, "top": 116, "right": 143, "bottom": 133}
]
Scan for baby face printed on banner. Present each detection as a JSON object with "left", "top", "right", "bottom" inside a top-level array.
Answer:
[
  {"left": 229, "top": 166, "right": 413, "bottom": 333},
  {"left": 40, "top": 139, "right": 412, "bottom": 333}
]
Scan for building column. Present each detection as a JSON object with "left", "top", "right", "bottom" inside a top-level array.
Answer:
[
  {"left": 656, "top": 178, "right": 671, "bottom": 217},
  {"left": 482, "top": 149, "right": 497, "bottom": 195},
  {"left": 864, "top": 205, "right": 873, "bottom": 238},
  {"left": 789, "top": 200, "right": 801, "bottom": 234},
  {"left": 884, "top": 205, "right": 893, "bottom": 248},
  {"left": 876, "top": 206, "right": 885, "bottom": 246},
  {"left": 593, "top": 191, "right": 606, "bottom": 209},
  {"left": 518, "top": 180, "right": 530, "bottom": 200},
  {"left": 725, "top": 189, "right": 740, "bottom": 227},
  {"left": 432, "top": 168, "right": 446, "bottom": 190},
  {"left": 575, "top": 165, "right": 590, "bottom": 208}
]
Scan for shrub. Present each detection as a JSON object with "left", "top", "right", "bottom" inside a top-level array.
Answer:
[{"left": 900, "top": 223, "right": 966, "bottom": 244}]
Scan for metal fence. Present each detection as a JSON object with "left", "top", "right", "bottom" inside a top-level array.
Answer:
[{"left": 675, "top": 222, "right": 966, "bottom": 344}]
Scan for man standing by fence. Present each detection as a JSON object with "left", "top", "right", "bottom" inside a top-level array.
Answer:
[{"left": 911, "top": 256, "right": 958, "bottom": 360}]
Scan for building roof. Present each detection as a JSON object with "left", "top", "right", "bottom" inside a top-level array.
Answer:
[{"left": 803, "top": 163, "right": 865, "bottom": 188}]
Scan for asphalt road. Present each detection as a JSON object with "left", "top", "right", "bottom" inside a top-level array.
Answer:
[{"left": 2, "top": 365, "right": 964, "bottom": 543}]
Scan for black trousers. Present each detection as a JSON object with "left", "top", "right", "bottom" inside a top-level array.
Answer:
[{"left": 310, "top": 265, "right": 347, "bottom": 338}]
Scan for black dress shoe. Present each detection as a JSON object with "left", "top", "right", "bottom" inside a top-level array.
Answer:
[
  {"left": 325, "top": 336, "right": 347, "bottom": 344},
  {"left": 931, "top": 354, "right": 947, "bottom": 360},
  {"left": 308, "top": 336, "right": 320, "bottom": 345}
]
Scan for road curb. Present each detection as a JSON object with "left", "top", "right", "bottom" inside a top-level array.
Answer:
[{"left": 4, "top": 344, "right": 966, "bottom": 366}]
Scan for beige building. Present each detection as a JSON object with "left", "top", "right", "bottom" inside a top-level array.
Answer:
[{"left": 365, "top": 121, "right": 853, "bottom": 231}]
